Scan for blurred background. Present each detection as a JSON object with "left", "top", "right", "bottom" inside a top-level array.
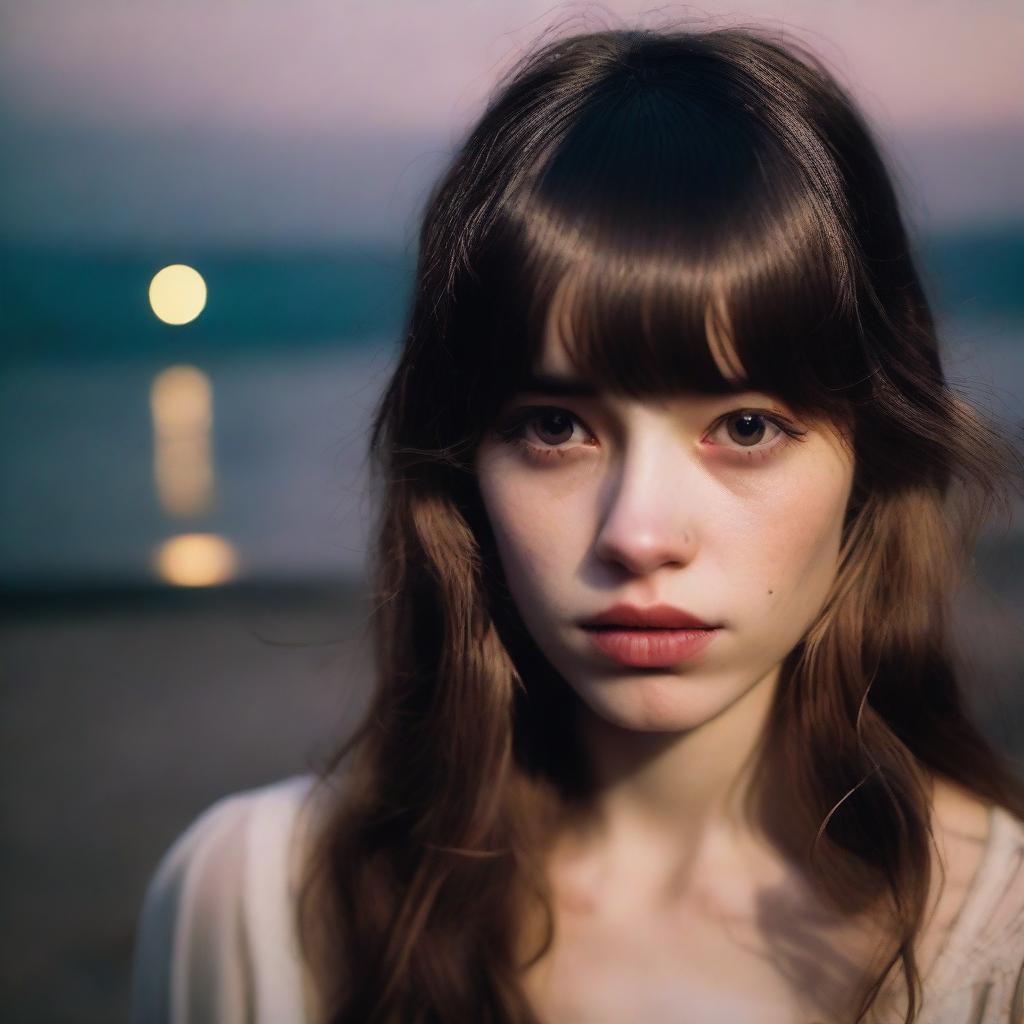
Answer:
[{"left": 1, "top": 1, "right": 1022, "bottom": 1019}]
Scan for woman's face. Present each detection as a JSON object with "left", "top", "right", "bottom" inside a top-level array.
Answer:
[{"left": 473, "top": 330, "right": 856, "bottom": 734}]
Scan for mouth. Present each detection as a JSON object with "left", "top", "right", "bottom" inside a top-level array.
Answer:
[
  {"left": 580, "top": 624, "right": 721, "bottom": 668},
  {"left": 582, "top": 623, "right": 713, "bottom": 631},
  {"left": 579, "top": 602, "right": 719, "bottom": 630}
]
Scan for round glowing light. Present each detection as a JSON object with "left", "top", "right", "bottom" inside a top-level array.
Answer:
[
  {"left": 148, "top": 264, "right": 207, "bottom": 325},
  {"left": 153, "top": 533, "right": 238, "bottom": 587}
]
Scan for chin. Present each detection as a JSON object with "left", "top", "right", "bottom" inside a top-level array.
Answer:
[{"left": 575, "top": 676, "right": 735, "bottom": 734}]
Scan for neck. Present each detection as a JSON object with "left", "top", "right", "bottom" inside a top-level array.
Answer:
[{"left": 570, "top": 666, "right": 781, "bottom": 862}]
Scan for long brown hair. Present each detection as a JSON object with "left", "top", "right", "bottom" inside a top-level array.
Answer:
[{"left": 297, "top": 22, "right": 1024, "bottom": 1023}]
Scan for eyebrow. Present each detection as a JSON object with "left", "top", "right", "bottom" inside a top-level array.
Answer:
[{"left": 516, "top": 372, "right": 597, "bottom": 397}]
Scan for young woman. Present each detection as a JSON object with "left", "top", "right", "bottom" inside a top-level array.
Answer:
[{"left": 131, "top": 23, "right": 1024, "bottom": 1024}]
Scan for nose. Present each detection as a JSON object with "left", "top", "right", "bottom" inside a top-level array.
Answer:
[{"left": 592, "top": 431, "right": 699, "bottom": 576}]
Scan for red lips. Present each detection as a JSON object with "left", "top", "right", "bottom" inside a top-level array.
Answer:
[{"left": 580, "top": 603, "right": 717, "bottom": 630}]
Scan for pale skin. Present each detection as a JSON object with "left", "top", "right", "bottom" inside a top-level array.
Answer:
[{"left": 472, "top": 306, "right": 992, "bottom": 1024}]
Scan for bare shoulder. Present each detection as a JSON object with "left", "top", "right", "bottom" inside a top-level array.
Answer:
[
  {"left": 927, "top": 775, "right": 994, "bottom": 902},
  {"left": 930, "top": 775, "right": 991, "bottom": 848}
]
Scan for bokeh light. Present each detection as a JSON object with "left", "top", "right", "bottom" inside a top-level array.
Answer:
[
  {"left": 150, "top": 365, "right": 214, "bottom": 516},
  {"left": 148, "top": 264, "right": 207, "bottom": 325},
  {"left": 152, "top": 533, "right": 238, "bottom": 587}
]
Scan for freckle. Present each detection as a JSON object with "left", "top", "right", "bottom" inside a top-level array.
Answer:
[{"left": 768, "top": 589, "right": 774, "bottom": 595}]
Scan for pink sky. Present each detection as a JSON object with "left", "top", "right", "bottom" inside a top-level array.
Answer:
[
  {"left": 4, "top": 0, "right": 1022, "bottom": 132},
  {"left": 2, "top": 0, "right": 1021, "bottom": 241}
]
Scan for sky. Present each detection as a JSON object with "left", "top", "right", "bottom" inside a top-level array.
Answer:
[{"left": 1, "top": 0, "right": 1022, "bottom": 244}]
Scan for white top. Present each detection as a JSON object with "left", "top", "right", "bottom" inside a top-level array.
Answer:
[
  {"left": 130, "top": 774, "right": 318, "bottom": 1024},
  {"left": 130, "top": 775, "right": 1024, "bottom": 1024}
]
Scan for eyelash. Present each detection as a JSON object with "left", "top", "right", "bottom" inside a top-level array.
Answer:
[{"left": 495, "top": 405, "right": 808, "bottom": 464}]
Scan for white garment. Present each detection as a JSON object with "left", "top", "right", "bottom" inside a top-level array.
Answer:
[
  {"left": 130, "top": 774, "right": 316, "bottom": 1024},
  {"left": 916, "top": 802, "right": 1024, "bottom": 1024},
  {"left": 130, "top": 776, "right": 1024, "bottom": 1023}
]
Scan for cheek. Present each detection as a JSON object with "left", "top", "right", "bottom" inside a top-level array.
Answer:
[
  {"left": 721, "top": 446, "right": 852, "bottom": 612},
  {"left": 476, "top": 462, "right": 583, "bottom": 595}
]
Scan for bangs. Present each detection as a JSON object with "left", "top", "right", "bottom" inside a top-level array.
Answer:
[{"left": 462, "top": 67, "right": 870, "bottom": 423}]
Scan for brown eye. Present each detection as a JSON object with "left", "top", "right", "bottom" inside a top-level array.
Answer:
[
  {"left": 725, "top": 412, "right": 769, "bottom": 446},
  {"left": 533, "top": 410, "right": 575, "bottom": 445}
]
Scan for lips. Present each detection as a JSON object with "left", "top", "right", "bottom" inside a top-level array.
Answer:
[
  {"left": 578, "top": 603, "right": 721, "bottom": 668},
  {"left": 584, "top": 628, "right": 717, "bottom": 667},
  {"left": 580, "top": 603, "right": 718, "bottom": 630}
]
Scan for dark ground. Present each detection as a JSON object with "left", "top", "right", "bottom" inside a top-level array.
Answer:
[
  {"left": 1, "top": 581, "right": 376, "bottom": 1024},
  {"left": 1, "top": 535, "right": 1022, "bottom": 1023}
]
